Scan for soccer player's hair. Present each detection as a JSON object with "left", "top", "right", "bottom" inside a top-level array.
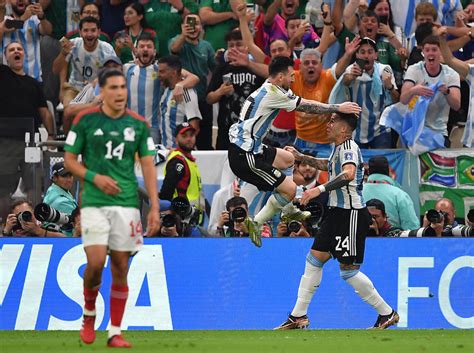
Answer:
[
  {"left": 137, "top": 32, "right": 156, "bottom": 47},
  {"left": 268, "top": 56, "right": 294, "bottom": 77},
  {"left": 335, "top": 112, "right": 358, "bottom": 132},
  {"left": 300, "top": 48, "right": 321, "bottom": 62},
  {"left": 79, "top": 16, "right": 101, "bottom": 30},
  {"left": 158, "top": 55, "right": 182, "bottom": 73},
  {"left": 98, "top": 68, "right": 125, "bottom": 87},
  {"left": 126, "top": 2, "right": 148, "bottom": 29},
  {"left": 421, "top": 35, "right": 440, "bottom": 48},
  {"left": 285, "top": 15, "right": 300, "bottom": 29},
  {"left": 360, "top": 10, "right": 379, "bottom": 23},
  {"left": 80, "top": 2, "right": 100, "bottom": 16},
  {"left": 224, "top": 30, "right": 243, "bottom": 43},
  {"left": 415, "top": 2, "right": 438, "bottom": 21},
  {"left": 9, "top": 199, "right": 34, "bottom": 213},
  {"left": 415, "top": 22, "right": 433, "bottom": 45},
  {"left": 226, "top": 196, "right": 248, "bottom": 212}
]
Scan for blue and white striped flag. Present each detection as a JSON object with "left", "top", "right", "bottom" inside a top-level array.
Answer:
[{"left": 380, "top": 82, "right": 445, "bottom": 156}]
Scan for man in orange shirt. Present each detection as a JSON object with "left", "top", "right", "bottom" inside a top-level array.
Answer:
[{"left": 293, "top": 39, "right": 360, "bottom": 157}]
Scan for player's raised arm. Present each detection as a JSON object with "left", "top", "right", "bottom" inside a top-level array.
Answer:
[{"left": 296, "top": 99, "right": 361, "bottom": 115}]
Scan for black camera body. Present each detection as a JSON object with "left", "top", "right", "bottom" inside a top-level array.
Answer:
[
  {"left": 12, "top": 211, "right": 33, "bottom": 231},
  {"left": 160, "top": 197, "right": 200, "bottom": 236},
  {"left": 426, "top": 209, "right": 448, "bottom": 224}
]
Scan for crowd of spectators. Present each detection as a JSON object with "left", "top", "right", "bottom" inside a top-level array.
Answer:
[{"left": 0, "top": 0, "right": 473, "bottom": 238}]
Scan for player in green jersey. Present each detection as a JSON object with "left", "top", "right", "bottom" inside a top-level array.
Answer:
[{"left": 64, "top": 68, "right": 160, "bottom": 348}]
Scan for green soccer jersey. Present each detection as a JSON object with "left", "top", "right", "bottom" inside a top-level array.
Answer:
[{"left": 64, "top": 107, "right": 156, "bottom": 209}]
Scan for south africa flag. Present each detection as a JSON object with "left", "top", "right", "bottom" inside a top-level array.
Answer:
[{"left": 420, "top": 152, "right": 456, "bottom": 187}]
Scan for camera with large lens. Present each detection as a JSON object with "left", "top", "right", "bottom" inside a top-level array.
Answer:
[
  {"left": 449, "top": 225, "right": 474, "bottom": 237},
  {"left": 287, "top": 220, "right": 302, "bottom": 233},
  {"left": 171, "top": 196, "right": 198, "bottom": 224},
  {"left": 426, "top": 209, "right": 447, "bottom": 224},
  {"left": 229, "top": 206, "right": 247, "bottom": 223},
  {"left": 161, "top": 213, "right": 177, "bottom": 228},
  {"left": 12, "top": 211, "right": 33, "bottom": 231},
  {"left": 34, "top": 203, "right": 71, "bottom": 225}
]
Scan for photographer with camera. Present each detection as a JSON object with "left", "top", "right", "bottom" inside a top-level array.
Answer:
[
  {"left": 217, "top": 196, "right": 250, "bottom": 238},
  {"left": 156, "top": 197, "right": 205, "bottom": 237},
  {"left": 367, "top": 199, "right": 400, "bottom": 237},
  {"left": 400, "top": 198, "right": 474, "bottom": 237},
  {"left": 2, "top": 199, "right": 65, "bottom": 237}
]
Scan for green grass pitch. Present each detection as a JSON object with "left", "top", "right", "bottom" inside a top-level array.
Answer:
[{"left": 1, "top": 330, "right": 473, "bottom": 353}]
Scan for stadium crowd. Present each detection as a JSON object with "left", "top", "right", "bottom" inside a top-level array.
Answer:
[{"left": 0, "top": 0, "right": 473, "bottom": 238}]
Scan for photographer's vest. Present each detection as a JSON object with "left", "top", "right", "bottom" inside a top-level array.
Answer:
[{"left": 164, "top": 150, "right": 203, "bottom": 211}]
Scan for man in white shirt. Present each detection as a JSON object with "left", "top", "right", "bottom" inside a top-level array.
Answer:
[
  {"left": 52, "top": 16, "right": 115, "bottom": 106},
  {"left": 401, "top": 35, "right": 461, "bottom": 147}
]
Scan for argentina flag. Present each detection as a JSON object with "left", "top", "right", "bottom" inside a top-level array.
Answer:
[{"left": 380, "top": 82, "right": 445, "bottom": 156}]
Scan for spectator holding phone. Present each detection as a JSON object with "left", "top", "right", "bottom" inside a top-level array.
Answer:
[
  {"left": 0, "top": 0, "right": 52, "bottom": 81},
  {"left": 330, "top": 37, "right": 399, "bottom": 148},
  {"left": 113, "top": 2, "right": 157, "bottom": 64}
]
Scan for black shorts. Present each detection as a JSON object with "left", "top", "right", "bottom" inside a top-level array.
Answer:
[
  {"left": 312, "top": 207, "right": 371, "bottom": 265},
  {"left": 228, "top": 143, "right": 286, "bottom": 192}
]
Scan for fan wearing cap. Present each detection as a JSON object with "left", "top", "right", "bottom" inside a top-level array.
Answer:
[
  {"left": 363, "top": 155, "right": 419, "bottom": 231},
  {"left": 43, "top": 161, "right": 78, "bottom": 219},
  {"left": 160, "top": 122, "right": 204, "bottom": 220},
  {"left": 367, "top": 198, "right": 401, "bottom": 237},
  {"left": 63, "top": 55, "right": 123, "bottom": 134},
  {"left": 331, "top": 37, "right": 399, "bottom": 148}
]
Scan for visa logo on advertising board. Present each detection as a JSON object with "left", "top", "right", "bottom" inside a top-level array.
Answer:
[
  {"left": 0, "top": 243, "right": 172, "bottom": 330},
  {"left": 0, "top": 239, "right": 473, "bottom": 330}
]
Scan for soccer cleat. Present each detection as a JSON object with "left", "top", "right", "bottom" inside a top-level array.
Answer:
[
  {"left": 80, "top": 315, "right": 96, "bottom": 344},
  {"left": 371, "top": 310, "right": 400, "bottom": 329},
  {"left": 107, "top": 334, "right": 132, "bottom": 348},
  {"left": 245, "top": 218, "right": 262, "bottom": 248},
  {"left": 274, "top": 314, "right": 310, "bottom": 330},
  {"left": 283, "top": 204, "right": 311, "bottom": 223}
]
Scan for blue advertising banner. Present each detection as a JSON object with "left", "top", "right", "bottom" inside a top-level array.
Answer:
[{"left": 1, "top": 238, "right": 473, "bottom": 330}]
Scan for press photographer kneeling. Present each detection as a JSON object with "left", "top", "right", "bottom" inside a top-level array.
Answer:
[
  {"left": 158, "top": 197, "right": 204, "bottom": 237},
  {"left": 276, "top": 201, "right": 324, "bottom": 237},
  {"left": 399, "top": 198, "right": 474, "bottom": 237},
  {"left": 2, "top": 199, "right": 66, "bottom": 237},
  {"left": 217, "top": 197, "right": 250, "bottom": 237}
]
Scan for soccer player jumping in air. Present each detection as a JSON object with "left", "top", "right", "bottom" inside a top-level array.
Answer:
[
  {"left": 64, "top": 68, "right": 160, "bottom": 348},
  {"left": 228, "top": 56, "right": 361, "bottom": 247},
  {"left": 275, "top": 112, "right": 399, "bottom": 330}
]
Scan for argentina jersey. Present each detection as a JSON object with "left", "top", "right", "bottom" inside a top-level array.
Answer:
[
  {"left": 328, "top": 140, "right": 365, "bottom": 209},
  {"left": 68, "top": 38, "right": 115, "bottom": 89},
  {"left": 347, "top": 63, "right": 395, "bottom": 144},
  {"left": 228, "top": 80, "right": 301, "bottom": 154},
  {"left": 125, "top": 63, "right": 161, "bottom": 129},
  {"left": 159, "top": 87, "right": 202, "bottom": 148},
  {"left": 462, "top": 64, "right": 474, "bottom": 147},
  {"left": 1, "top": 16, "right": 42, "bottom": 81}
]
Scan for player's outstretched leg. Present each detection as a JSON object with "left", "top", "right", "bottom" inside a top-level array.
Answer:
[
  {"left": 340, "top": 266, "right": 399, "bottom": 329},
  {"left": 275, "top": 251, "right": 327, "bottom": 330}
]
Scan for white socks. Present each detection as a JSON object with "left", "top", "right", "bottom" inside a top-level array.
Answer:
[
  {"left": 345, "top": 271, "right": 392, "bottom": 316},
  {"left": 254, "top": 193, "right": 288, "bottom": 225},
  {"left": 291, "top": 256, "right": 323, "bottom": 317}
]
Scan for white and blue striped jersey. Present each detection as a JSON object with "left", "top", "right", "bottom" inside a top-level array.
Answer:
[
  {"left": 125, "top": 63, "right": 161, "bottom": 130},
  {"left": 1, "top": 15, "right": 42, "bottom": 81},
  {"left": 67, "top": 38, "right": 115, "bottom": 89},
  {"left": 159, "top": 87, "right": 202, "bottom": 148},
  {"left": 345, "top": 63, "right": 396, "bottom": 144},
  {"left": 228, "top": 80, "right": 301, "bottom": 154},
  {"left": 328, "top": 139, "right": 365, "bottom": 209},
  {"left": 462, "top": 64, "right": 474, "bottom": 147}
]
